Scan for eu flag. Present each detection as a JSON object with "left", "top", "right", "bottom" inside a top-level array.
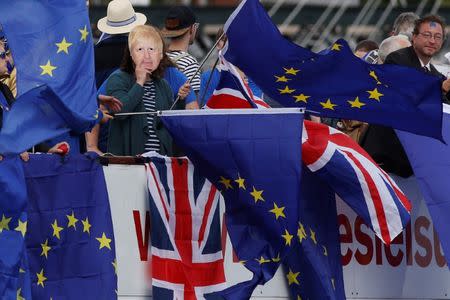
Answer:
[
  {"left": 282, "top": 168, "right": 345, "bottom": 300},
  {"left": 160, "top": 109, "right": 304, "bottom": 299},
  {"left": 396, "top": 105, "right": 450, "bottom": 268},
  {"left": 23, "top": 153, "right": 117, "bottom": 299},
  {"left": 0, "top": 155, "right": 28, "bottom": 299},
  {"left": 0, "top": 0, "right": 99, "bottom": 154},
  {"left": 223, "top": 0, "right": 443, "bottom": 139}
]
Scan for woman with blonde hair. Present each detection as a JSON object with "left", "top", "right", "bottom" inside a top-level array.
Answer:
[{"left": 106, "top": 25, "right": 183, "bottom": 156}]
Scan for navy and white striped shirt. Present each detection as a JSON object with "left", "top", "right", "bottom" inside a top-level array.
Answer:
[
  {"left": 167, "top": 50, "right": 201, "bottom": 93},
  {"left": 142, "top": 80, "right": 160, "bottom": 152}
]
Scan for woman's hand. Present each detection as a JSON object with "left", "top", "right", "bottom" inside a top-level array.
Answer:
[{"left": 135, "top": 66, "right": 151, "bottom": 86}]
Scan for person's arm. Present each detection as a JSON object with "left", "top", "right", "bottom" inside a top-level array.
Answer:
[
  {"left": 106, "top": 72, "right": 144, "bottom": 119},
  {"left": 85, "top": 124, "right": 102, "bottom": 155}
]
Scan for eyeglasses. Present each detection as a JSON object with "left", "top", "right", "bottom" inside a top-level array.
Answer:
[{"left": 418, "top": 32, "right": 443, "bottom": 42}]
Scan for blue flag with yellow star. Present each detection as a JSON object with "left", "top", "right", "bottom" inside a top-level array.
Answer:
[
  {"left": 223, "top": 0, "right": 443, "bottom": 140},
  {"left": 282, "top": 168, "right": 345, "bottom": 300},
  {"left": 23, "top": 153, "right": 117, "bottom": 299},
  {"left": 0, "top": 155, "right": 29, "bottom": 299},
  {"left": 160, "top": 108, "right": 304, "bottom": 299},
  {"left": 0, "top": 0, "right": 99, "bottom": 154}
]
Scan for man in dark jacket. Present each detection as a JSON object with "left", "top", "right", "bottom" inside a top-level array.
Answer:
[{"left": 361, "top": 15, "right": 449, "bottom": 177}]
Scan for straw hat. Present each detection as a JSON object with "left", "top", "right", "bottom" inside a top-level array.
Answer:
[{"left": 97, "top": 0, "right": 147, "bottom": 35}]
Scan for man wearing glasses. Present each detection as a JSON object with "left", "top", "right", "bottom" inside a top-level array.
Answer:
[
  {"left": 162, "top": 5, "right": 200, "bottom": 109},
  {"left": 361, "top": 15, "right": 449, "bottom": 179},
  {"left": 385, "top": 14, "right": 450, "bottom": 97}
]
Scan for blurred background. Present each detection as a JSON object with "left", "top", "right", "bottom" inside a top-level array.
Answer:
[{"left": 88, "top": 0, "right": 450, "bottom": 68}]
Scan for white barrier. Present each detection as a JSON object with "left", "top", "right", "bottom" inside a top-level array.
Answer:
[{"left": 103, "top": 165, "right": 450, "bottom": 300}]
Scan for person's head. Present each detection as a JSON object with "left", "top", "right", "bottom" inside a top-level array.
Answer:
[
  {"left": 392, "top": 12, "right": 419, "bottom": 38},
  {"left": 412, "top": 15, "right": 446, "bottom": 60},
  {"left": 354, "top": 40, "right": 379, "bottom": 58},
  {"left": 215, "top": 28, "right": 228, "bottom": 50},
  {"left": 161, "top": 6, "right": 198, "bottom": 45},
  {"left": 378, "top": 35, "right": 411, "bottom": 63},
  {"left": 97, "top": 0, "right": 147, "bottom": 35},
  {"left": 121, "top": 25, "right": 168, "bottom": 79},
  {"left": 0, "top": 39, "right": 11, "bottom": 77}
]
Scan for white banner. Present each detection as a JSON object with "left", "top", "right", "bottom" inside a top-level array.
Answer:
[{"left": 103, "top": 165, "right": 450, "bottom": 299}]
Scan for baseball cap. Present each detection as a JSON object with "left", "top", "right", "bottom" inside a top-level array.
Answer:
[{"left": 161, "top": 6, "right": 197, "bottom": 38}]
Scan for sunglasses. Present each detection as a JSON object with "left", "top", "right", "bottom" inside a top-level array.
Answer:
[{"left": 0, "top": 49, "right": 10, "bottom": 59}]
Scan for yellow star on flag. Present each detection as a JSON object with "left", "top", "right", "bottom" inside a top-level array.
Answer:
[
  {"left": 322, "top": 245, "right": 328, "bottom": 256},
  {"left": 112, "top": 259, "right": 118, "bottom": 275},
  {"left": 331, "top": 43, "right": 342, "bottom": 51},
  {"left": 309, "top": 228, "right": 317, "bottom": 244},
  {"left": 51, "top": 219, "right": 63, "bottom": 239},
  {"left": 250, "top": 187, "right": 264, "bottom": 203},
  {"left": 297, "top": 222, "right": 307, "bottom": 243},
  {"left": 40, "top": 239, "right": 51, "bottom": 259},
  {"left": 284, "top": 67, "right": 300, "bottom": 75},
  {"left": 275, "top": 75, "right": 291, "bottom": 82},
  {"left": 55, "top": 37, "right": 73, "bottom": 54},
  {"left": 96, "top": 232, "right": 112, "bottom": 250},
  {"left": 36, "top": 269, "right": 47, "bottom": 287},
  {"left": 40, "top": 60, "right": 57, "bottom": 77},
  {"left": 281, "top": 229, "right": 294, "bottom": 246},
  {"left": 272, "top": 253, "right": 281, "bottom": 262},
  {"left": 82, "top": 217, "right": 92, "bottom": 234},
  {"left": 19, "top": 268, "right": 25, "bottom": 273},
  {"left": 320, "top": 98, "right": 337, "bottom": 110},
  {"left": 255, "top": 256, "right": 270, "bottom": 264},
  {"left": 269, "top": 202, "right": 286, "bottom": 220},
  {"left": 369, "top": 70, "right": 381, "bottom": 84},
  {"left": 348, "top": 96, "right": 365, "bottom": 108},
  {"left": 278, "top": 86, "right": 295, "bottom": 94},
  {"left": 367, "top": 88, "right": 384, "bottom": 101},
  {"left": 286, "top": 268, "right": 300, "bottom": 285},
  {"left": 234, "top": 176, "right": 246, "bottom": 190},
  {"left": 15, "top": 219, "right": 27, "bottom": 237},
  {"left": 219, "top": 176, "right": 233, "bottom": 190},
  {"left": 17, "top": 288, "right": 25, "bottom": 300},
  {"left": 293, "top": 93, "right": 310, "bottom": 103},
  {"left": 79, "top": 25, "right": 89, "bottom": 42},
  {"left": 297, "top": 295, "right": 302, "bottom": 300},
  {"left": 0, "top": 214, "right": 12, "bottom": 233},
  {"left": 66, "top": 211, "right": 79, "bottom": 230}
]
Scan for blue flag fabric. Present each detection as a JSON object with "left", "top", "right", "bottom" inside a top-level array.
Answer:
[
  {"left": 0, "top": 155, "right": 29, "bottom": 299},
  {"left": 223, "top": 0, "right": 443, "bottom": 139},
  {"left": 0, "top": 0, "right": 99, "bottom": 154},
  {"left": 282, "top": 168, "right": 345, "bottom": 300},
  {"left": 396, "top": 105, "right": 450, "bottom": 267},
  {"left": 160, "top": 109, "right": 304, "bottom": 299},
  {"left": 23, "top": 153, "right": 117, "bottom": 299}
]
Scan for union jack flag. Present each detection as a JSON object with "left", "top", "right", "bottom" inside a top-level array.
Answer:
[
  {"left": 145, "top": 154, "right": 226, "bottom": 299},
  {"left": 205, "top": 53, "right": 270, "bottom": 109},
  {"left": 301, "top": 120, "right": 411, "bottom": 244}
]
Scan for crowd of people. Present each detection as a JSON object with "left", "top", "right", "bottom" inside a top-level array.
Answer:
[{"left": 0, "top": 0, "right": 449, "bottom": 180}]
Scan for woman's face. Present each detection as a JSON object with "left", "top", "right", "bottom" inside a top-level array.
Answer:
[{"left": 130, "top": 37, "right": 162, "bottom": 73}]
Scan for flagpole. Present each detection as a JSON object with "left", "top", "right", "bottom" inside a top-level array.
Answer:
[
  {"left": 169, "top": 32, "right": 226, "bottom": 110},
  {"left": 198, "top": 56, "right": 220, "bottom": 107}
]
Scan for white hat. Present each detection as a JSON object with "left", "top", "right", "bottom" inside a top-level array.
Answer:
[{"left": 97, "top": 0, "right": 147, "bottom": 35}]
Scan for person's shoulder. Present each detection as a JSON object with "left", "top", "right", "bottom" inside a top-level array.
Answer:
[{"left": 384, "top": 46, "right": 413, "bottom": 64}]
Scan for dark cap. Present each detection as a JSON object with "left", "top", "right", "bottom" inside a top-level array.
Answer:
[{"left": 161, "top": 6, "right": 196, "bottom": 38}]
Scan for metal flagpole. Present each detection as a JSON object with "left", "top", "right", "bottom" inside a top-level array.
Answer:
[{"left": 198, "top": 56, "right": 220, "bottom": 107}]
